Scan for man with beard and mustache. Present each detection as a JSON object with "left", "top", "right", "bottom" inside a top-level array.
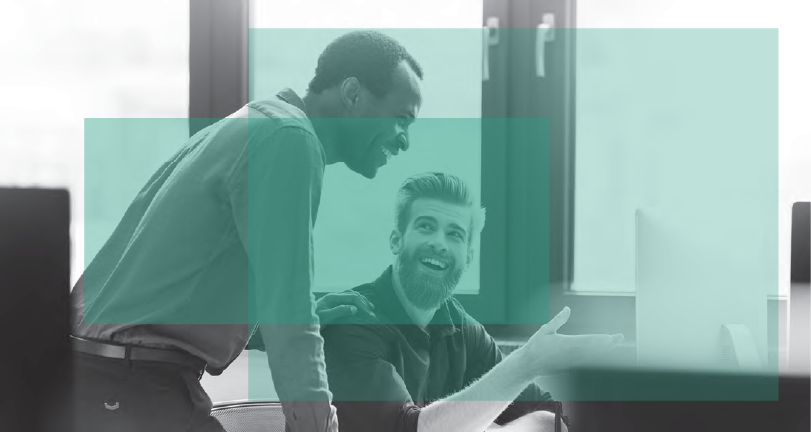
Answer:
[{"left": 321, "top": 173, "right": 624, "bottom": 432}]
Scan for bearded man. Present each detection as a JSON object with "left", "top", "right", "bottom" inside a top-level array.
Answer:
[{"left": 321, "top": 172, "right": 623, "bottom": 432}]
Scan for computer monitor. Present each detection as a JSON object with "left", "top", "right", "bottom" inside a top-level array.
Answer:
[
  {"left": 634, "top": 208, "right": 773, "bottom": 374},
  {"left": 0, "top": 187, "right": 71, "bottom": 431},
  {"left": 789, "top": 202, "right": 810, "bottom": 373}
]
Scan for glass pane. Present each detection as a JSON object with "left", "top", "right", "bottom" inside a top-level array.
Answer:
[
  {"left": 249, "top": 0, "right": 484, "bottom": 293},
  {"left": 573, "top": 3, "right": 793, "bottom": 296},
  {"left": 0, "top": 0, "right": 189, "bottom": 287}
]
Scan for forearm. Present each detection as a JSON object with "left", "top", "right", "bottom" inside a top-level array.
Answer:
[
  {"left": 261, "top": 323, "right": 335, "bottom": 432},
  {"left": 260, "top": 323, "right": 331, "bottom": 401},
  {"left": 256, "top": 261, "right": 333, "bottom": 429},
  {"left": 418, "top": 350, "right": 533, "bottom": 432}
]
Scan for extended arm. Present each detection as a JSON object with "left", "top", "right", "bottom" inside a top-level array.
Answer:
[
  {"left": 419, "top": 308, "right": 620, "bottom": 432},
  {"left": 230, "top": 126, "right": 333, "bottom": 431}
]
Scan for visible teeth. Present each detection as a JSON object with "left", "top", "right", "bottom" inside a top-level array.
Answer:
[
  {"left": 421, "top": 257, "right": 447, "bottom": 269},
  {"left": 382, "top": 147, "right": 393, "bottom": 161}
]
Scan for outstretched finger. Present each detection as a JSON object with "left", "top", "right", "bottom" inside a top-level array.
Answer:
[{"left": 539, "top": 307, "right": 571, "bottom": 335}]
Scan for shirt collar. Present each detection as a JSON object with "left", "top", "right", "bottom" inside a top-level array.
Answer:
[
  {"left": 276, "top": 88, "right": 309, "bottom": 116},
  {"left": 371, "top": 266, "right": 460, "bottom": 339}
]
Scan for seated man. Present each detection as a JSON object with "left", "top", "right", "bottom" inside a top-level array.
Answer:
[{"left": 322, "top": 172, "right": 623, "bottom": 432}]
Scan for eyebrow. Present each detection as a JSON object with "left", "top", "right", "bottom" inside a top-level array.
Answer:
[
  {"left": 414, "top": 216, "right": 436, "bottom": 225},
  {"left": 414, "top": 216, "right": 467, "bottom": 236},
  {"left": 448, "top": 223, "right": 468, "bottom": 236}
]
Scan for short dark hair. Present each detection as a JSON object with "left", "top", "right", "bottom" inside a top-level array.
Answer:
[
  {"left": 394, "top": 172, "right": 486, "bottom": 245},
  {"left": 308, "top": 30, "right": 424, "bottom": 98}
]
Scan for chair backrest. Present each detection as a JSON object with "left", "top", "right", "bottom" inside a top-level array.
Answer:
[{"left": 211, "top": 401, "right": 286, "bottom": 432}]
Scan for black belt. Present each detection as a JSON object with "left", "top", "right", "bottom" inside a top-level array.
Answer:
[{"left": 71, "top": 335, "right": 207, "bottom": 378}]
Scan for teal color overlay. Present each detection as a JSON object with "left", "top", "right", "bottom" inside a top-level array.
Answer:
[
  {"left": 82, "top": 28, "right": 777, "bottom": 403},
  {"left": 570, "top": 28, "right": 778, "bottom": 401}
]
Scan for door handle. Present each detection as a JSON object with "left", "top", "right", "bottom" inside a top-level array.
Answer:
[
  {"left": 483, "top": 17, "right": 499, "bottom": 82},
  {"left": 536, "top": 13, "right": 555, "bottom": 78}
]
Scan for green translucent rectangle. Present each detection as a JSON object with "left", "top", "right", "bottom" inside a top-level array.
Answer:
[
  {"left": 83, "top": 118, "right": 548, "bottom": 328},
  {"left": 569, "top": 28, "right": 778, "bottom": 402},
  {"left": 82, "top": 28, "right": 778, "bottom": 404}
]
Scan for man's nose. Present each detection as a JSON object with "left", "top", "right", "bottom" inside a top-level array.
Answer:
[{"left": 427, "top": 232, "right": 448, "bottom": 253}]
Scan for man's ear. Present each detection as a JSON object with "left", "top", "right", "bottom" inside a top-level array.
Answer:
[
  {"left": 389, "top": 229, "right": 403, "bottom": 255},
  {"left": 340, "top": 77, "right": 361, "bottom": 112},
  {"left": 466, "top": 246, "right": 474, "bottom": 267}
]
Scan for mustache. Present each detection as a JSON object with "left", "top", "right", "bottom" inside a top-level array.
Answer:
[{"left": 415, "top": 249, "right": 454, "bottom": 263}]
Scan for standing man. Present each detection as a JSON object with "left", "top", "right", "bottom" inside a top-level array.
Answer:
[{"left": 70, "top": 30, "right": 422, "bottom": 432}]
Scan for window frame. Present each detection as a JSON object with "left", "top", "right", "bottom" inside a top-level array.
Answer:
[
  {"left": 189, "top": 0, "right": 788, "bottom": 367},
  {"left": 189, "top": 0, "right": 249, "bottom": 136},
  {"left": 188, "top": 0, "right": 574, "bottom": 328},
  {"left": 481, "top": 0, "right": 579, "bottom": 334}
]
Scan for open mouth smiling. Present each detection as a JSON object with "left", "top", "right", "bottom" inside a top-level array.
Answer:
[
  {"left": 380, "top": 143, "right": 400, "bottom": 165},
  {"left": 420, "top": 257, "right": 448, "bottom": 271},
  {"left": 382, "top": 146, "right": 395, "bottom": 161}
]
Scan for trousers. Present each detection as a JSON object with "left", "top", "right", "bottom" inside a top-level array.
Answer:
[{"left": 71, "top": 351, "right": 226, "bottom": 432}]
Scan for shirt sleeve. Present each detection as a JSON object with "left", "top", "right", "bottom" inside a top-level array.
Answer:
[
  {"left": 461, "top": 317, "right": 558, "bottom": 426},
  {"left": 228, "top": 125, "right": 330, "bottom": 403},
  {"left": 322, "top": 321, "right": 421, "bottom": 432}
]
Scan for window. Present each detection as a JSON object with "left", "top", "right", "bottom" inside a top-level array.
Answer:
[
  {"left": 199, "top": 0, "right": 489, "bottom": 403},
  {"left": 0, "top": 0, "right": 190, "bottom": 287},
  {"left": 249, "top": 0, "right": 485, "bottom": 293},
  {"left": 572, "top": 0, "right": 804, "bottom": 296}
]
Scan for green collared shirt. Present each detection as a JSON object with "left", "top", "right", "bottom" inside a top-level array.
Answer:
[
  {"left": 322, "top": 266, "right": 556, "bottom": 432},
  {"left": 70, "top": 89, "right": 330, "bottom": 406}
]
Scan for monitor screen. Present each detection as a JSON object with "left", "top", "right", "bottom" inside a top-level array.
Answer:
[{"left": 791, "top": 202, "right": 810, "bottom": 283}]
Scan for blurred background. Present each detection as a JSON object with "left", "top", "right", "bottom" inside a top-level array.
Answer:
[
  {"left": 0, "top": 0, "right": 189, "bottom": 287},
  {"left": 1, "top": 0, "right": 808, "bottom": 410}
]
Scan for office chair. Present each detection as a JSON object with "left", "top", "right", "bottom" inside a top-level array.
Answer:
[{"left": 211, "top": 400, "right": 286, "bottom": 432}]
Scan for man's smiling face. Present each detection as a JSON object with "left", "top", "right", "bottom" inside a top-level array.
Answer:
[
  {"left": 390, "top": 198, "right": 473, "bottom": 310},
  {"left": 341, "top": 61, "right": 422, "bottom": 179}
]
